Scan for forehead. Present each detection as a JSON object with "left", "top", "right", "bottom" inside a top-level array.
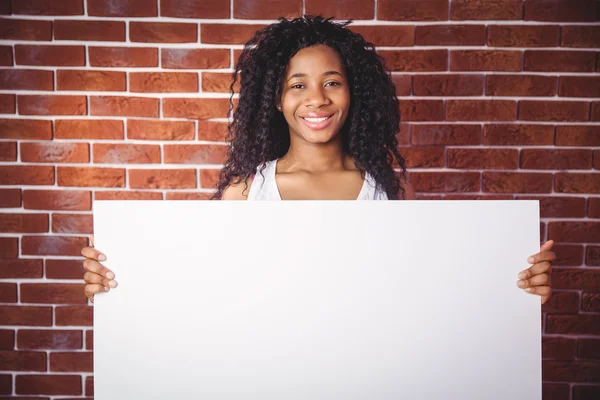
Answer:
[{"left": 285, "top": 45, "right": 344, "bottom": 76}]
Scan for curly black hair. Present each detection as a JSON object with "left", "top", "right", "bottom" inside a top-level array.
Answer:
[{"left": 211, "top": 15, "right": 407, "bottom": 200}]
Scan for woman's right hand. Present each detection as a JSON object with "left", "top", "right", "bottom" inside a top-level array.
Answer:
[{"left": 82, "top": 240, "right": 117, "bottom": 303}]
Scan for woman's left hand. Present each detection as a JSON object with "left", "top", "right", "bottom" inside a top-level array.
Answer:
[{"left": 517, "top": 240, "right": 556, "bottom": 304}]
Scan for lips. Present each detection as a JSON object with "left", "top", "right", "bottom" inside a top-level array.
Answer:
[{"left": 299, "top": 113, "right": 334, "bottom": 130}]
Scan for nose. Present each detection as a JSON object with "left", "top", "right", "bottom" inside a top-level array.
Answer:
[{"left": 303, "top": 86, "right": 330, "bottom": 108}]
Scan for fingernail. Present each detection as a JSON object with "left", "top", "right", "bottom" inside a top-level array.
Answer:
[
  {"left": 524, "top": 288, "right": 532, "bottom": 293},
  {"left": 98, "top": 254, "right": 107, "bottom": 261},
  {"left": 527, "top": 256, "right": 534, "bottom": 264},
  {"left": 108, "top": 280, "right": 116, "bottom": 288},
  {"left": 104, "top": 287, "right": 110, "bottom": 291},
  {"left": 517, "top": 280, "right": 525, "bottom": 288},
  {"left": 106, "top": 271, "right": 114, "bottom": 279},
  {"left": 518, "top": 271, "right": 526, "bottom": 279}
]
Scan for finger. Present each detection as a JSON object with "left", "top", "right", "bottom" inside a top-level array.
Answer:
[
  {"left": 81, "top": 246, "right": 106, "bottom": 262},
  {"left": 523, "top": 285, "right": 552, "bottom": 303},
  {"left": 83, "top": 271, "right": 118, "bottom": 288},
  {"left": 90, "top": 235, "right": 95, "bottom": 247},
  {"left": 82, "top": 259, "right": 115, "bottom": 280},
  {"left": 517, "top": 272, "right": 550, "bottom": 288},
  {"left": 84, "top": 283, "right": 110, "bottom": 301},
  {"left": 518, "top": 261, "right": 552, "bottom": 280}
]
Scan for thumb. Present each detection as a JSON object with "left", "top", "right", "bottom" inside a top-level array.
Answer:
[
  {"left": 90, "top": 235, "right": 95, "bottom": 247},
  {"left": 540, "top": 239, "right": 554, "bottom": 252}
]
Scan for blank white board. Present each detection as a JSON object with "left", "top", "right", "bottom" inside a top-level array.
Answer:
[{"left": 93, "top": 200, "right": 541, "bottom": 400}]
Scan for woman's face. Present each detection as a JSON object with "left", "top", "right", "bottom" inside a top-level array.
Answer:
[{"left": 278, "top": 45, "right": 351, "bottom": 145}]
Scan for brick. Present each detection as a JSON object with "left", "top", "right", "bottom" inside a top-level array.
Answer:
[
  {"left": 448, "top": 149, "right": 518, "bottom": 169},
  {"left": 542, "top": 337, "right": 577, "bottom": 360},
  {"left": 552, "top": 268, "right": 600, "bottom": 290},
  {"left": 86, "top": 330, "right": 93, "bottom": 350},
  {"left": 54, "top": 20, "right": 125, "bottom": 41},
  {"left": 573, "top": 385, "right": 600, "bottom": 399},
  {"left": 556, "top": 126, "right": 600, "bottom": 146},
  {"left": 201, "top": 72, "right": 239, "bottom": 93},
  {"left": 412, "top": 125, "right": 481, "bottom": 145},
  {"left": 164, "top": 144, "right": 227, "bottom": 164},
  {"left": 55, "top": 306, "right": 92, "bottom": 326},
  {"left": 239, "top": 0, "right": 302, "bottom": 19},
  {"left": 483, "top": 172, "right": 552, "bottom": 193},
  {"left": 130, "top": 72, "right": 198, "bottom": 93},
  {"left": 0, "top": 45, "right": 12, "bottom": 66},
  {"left": 559, "top": 77, "right": 600, "bottom": 98},
  {"left": 411, "top": 172, "right": 480, "bottom": 192},
  {"left": 413, "top": 74, "right": 484, "bottom": 96},
  {"left": 18, "top": 330, "right": 82, "bottom": 350},
  {"left": 90, "top": 46, "right": 158, "bottom": 67},
  {"left": 162, "top": 0, "right": 229, "bottom": 18},
  {"left": 21, "top": 236, "right": 88, "bottom": 257},
  {"left": 57, "top": 70, "right": 126, "bottom": 91},
  {"left": 555, "top": 173, "right": 600, "bottom": 193},
  {"left": 450, "top": 50, "right": 522, "bottom": 72},
  {"left": 161, "top": 48, "right": 230, "bottom": 69},
  {"left": 18, "top": 95, "right": 86, "bottom": 115},
  {"left": 350, "top": 26, "right": 414, "bottom": 47},
  {"left": 451, "top": 0, "right": 522, "bottom": 20},
  {"left": 200, "top": 169, "right": 220, "bottom": 188},
  {"left": 57, "top": 167, "right": 125, "bottom": 187},
  {"left": 0, "top": 189, "right": 20, "bottom": 208},
  {"left": 562, "top": 26, "right": 600, "bottom": 48},
  {"left": 378, "top": 0, "right": 448, "bottom": 21},
  {"left": 446, "top": 100, "right": 516, "bottom": 121},
  {"left": 93, "top": 144, "right": 160, "bottom": 164},
  {"left": 91, "top": 96, "right": 159, "bottom": 118},
  {"left": 12, "top": 0, "right": 83, "bottom": 15},
  {"left": 0, "top": 259, "right": 42, "bottom": 278},
  {"left": 0, "top": 237, "right": 17, "bottom": 257},
  {"left": 163, "top": 98, "right": 229, "bottom": 119},
  {"left": 0, "top": 283, "right": 16, "bottom": 302},
  {"left": 549, "top": 221, "right": 600, "bottom": 243},
  {"left": 400, "top": 100, "right": 444, "bottom": 121},
  {"left": 88, "top": 0, "right": 158, "bottom": 16},
  {"left": 581, "top": 294, "right": 600, "bottom": 313},
  {"left": 23, "top": 190, "right": 91, "bottom": 211},
  {"left": 0, "top": 69, "right": 53, "bottom": 90},
  {"left": 525, "top": 0, "right": 597, "bottom": 22},
  {"left": 541, "top": 291, "right": 579, "bottom": 314},
  {"left": 416, "top": 25, "right": 485, "bottom": 46},
  {"left": 45, "top": 259, "right": 86, "bottom": 279},
  {"left": 0, "top": 306, "right": 52, "bottom": 326},
  {"left": 21, "top": 142, "right": 89, "bottom": 163},
  {"left": 0, "top": 351, "right": 46, "bottom": 371},
  {"left": 589, "top": 246, "right": 600, "bottom": 266},
  {"left": 521, "top": 149, "right": 592, "bottom": 170},
  {"left": 487, "top": 25, "right": 559, "bottom": 47},
  {"left": 380, "top": 50, "right": 447, "bottom": 72},
  {"left": 95, "top": 191, "right": 163, "bottom": 200},
  {"left": 55, "top": 119, "right": 124, "bottom": 140},
  {"left": 0, "top": 94, "right": 15, "bottom": 113},
  {"left": 589, "top": 198, "right": 600, "bottom": 218},
  {"left": 0, "top": 166, "right": 54, "bottom": 185},
  {"left": 0, "top": 213, "right": 48, "bottom": 233},
  {"left": 0, "top": 18, "right": 52, "bottom": 41},
  {"left": 50, "top": 352, "right": 92, "bottom": 372},
  {"left": 593, "top": 102, "right": 600, "bottom": 121},
  {"left": 524, "top": 51, "right": 596, "bottom": 72},
  {"left": 200, "top": 24, "right": 266, "bottom": 44},
  {"left": 166, "top": 192, "right": 212, "bottom": 200},
  {"left": 0, "top": 119, "right": 51, "bottom": 140},
  {"left": 542, "top": 360, "right": 600, "bottom": 382},
  {"left": 127, "top": 120, "right": 194, "bottom": 141},
  {"left": 486, "top": 75, "right": 556, "bottom": 97},
  {"left": 484, "top": 124, "right": 554, "bottom": 145},
  {"left": 519, "top": 101, "right": 589, "bottom": 122},
  {"left": 0, "top": 141, "right": 15, "bottom": 161},
  {"left": 14, "top": 45, "right": 84, "bottom": 66},
  {"left": 518, "top": 197, "right": 586, "bottom": 219},
  {"left": 0, "top": 330, "right": 14, "bottom": 350},
  {"left": 52, "top": 214, "right": 93, "bottom": 234},
  {"left": 16, "top": 374, "right": 82, "bottom": 395},
  {"left": 398, "top": 146, "right": 445, "bottom": 168},
  {"left": 130, "top": 22, "right": 197, "bottom": 43},
  {"left": 197, "top": 121, "right": 228, "bottom": 142},
  {"left": 391, "top": 75, "right": 411, "bottom": 96},
  {"left": 129, "top": 169, "right": 197, "bottom": 189}
]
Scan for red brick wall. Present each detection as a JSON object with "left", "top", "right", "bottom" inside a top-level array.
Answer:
[{"left": 0, "top": 0, "right": 599, "bottom": 398}]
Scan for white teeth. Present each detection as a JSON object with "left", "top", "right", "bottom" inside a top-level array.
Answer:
[{"left": 303, "top": 116, "right": 330, "bottom": 123}]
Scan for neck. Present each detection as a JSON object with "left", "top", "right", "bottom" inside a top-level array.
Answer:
[{"left": 280, "top": 135, "right": 349, "bottom": 173}]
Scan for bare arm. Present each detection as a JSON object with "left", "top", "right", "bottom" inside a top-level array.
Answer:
[{"left": 221, "top": 177, "right": 254, "bottom": 200}]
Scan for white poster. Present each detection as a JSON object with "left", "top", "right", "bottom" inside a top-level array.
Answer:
[{"left": 93, "top": 200, "right": 541, "bottom": 400}]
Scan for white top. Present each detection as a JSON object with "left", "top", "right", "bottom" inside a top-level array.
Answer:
[{"left": 247, "top": 159, "right": 389, "bottom": 201}]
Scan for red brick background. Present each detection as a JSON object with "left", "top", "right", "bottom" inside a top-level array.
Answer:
[{"left": 0, "top": 0, "right": 599, "bottom": 398}]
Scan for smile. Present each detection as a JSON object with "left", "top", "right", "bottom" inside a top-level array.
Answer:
[{"left": 300, "top": 114, "right": 335, "bottom": 130}]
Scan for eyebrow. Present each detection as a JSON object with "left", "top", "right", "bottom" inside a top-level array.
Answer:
[{"left": 287, "top": 71, "right": 343, "bottom": 82}]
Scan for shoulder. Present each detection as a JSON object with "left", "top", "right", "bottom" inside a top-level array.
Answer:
[
  {"left": 221, "top": 176, "right": 254, "bottom": 200},
  {"left": 399, "top": 176, "right": 416, "bottom": 200}
]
